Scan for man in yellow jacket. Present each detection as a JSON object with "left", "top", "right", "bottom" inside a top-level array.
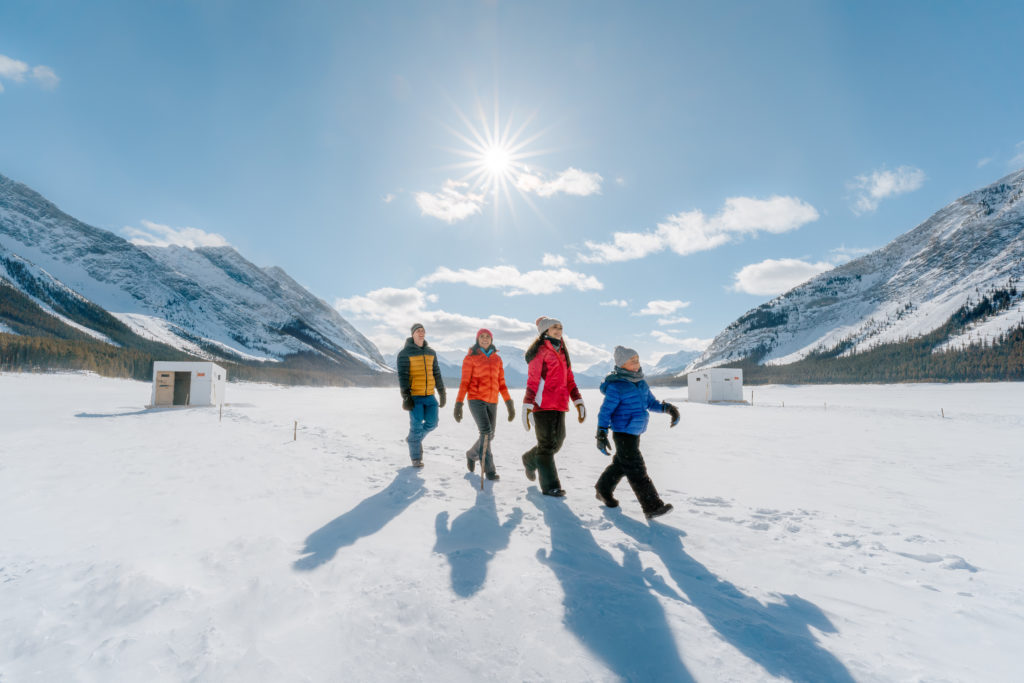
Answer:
[{"left": 397, "top": 323, "right": 446, "bottom": 467}]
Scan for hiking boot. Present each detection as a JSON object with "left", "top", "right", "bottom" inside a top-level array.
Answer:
[
  {"left": 486, "top": 472, "right": 500, "bottom": 481},
  {"left": 644, "top": 503, "right": 673, "bottom": 519},
  {"left": 595, "top": 489, "right": 619, "bottom": 508},
  {"left": 543, "top": 488, "right": 566, "bottom": 498},
  {"left": 466, "top": 455, "right": 475, "bottom": 473},
  {"left": 411, "top": 459, "right": 424, "bottom": 468},
  {"left": 522, "top": 453, "right": 537, "bottom": 481}
]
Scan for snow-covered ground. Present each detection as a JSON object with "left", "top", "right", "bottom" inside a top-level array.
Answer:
[{"left": 1, "top": 373, "right": 1021, "bottom": 682}]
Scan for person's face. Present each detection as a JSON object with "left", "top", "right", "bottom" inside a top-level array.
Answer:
[
  {"left": 413, "top": 328, "right": 426, "bottom": 345},
  {"left": 478, "top": 332, "right": 492, "bottom": 346},
  {"left": 622, "top": 356, "right": 641, "bottom": 372},
  {"left": 546, "top": 323, "right": 563, "bottom": 340}
]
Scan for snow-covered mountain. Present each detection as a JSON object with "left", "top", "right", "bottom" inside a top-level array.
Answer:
[
  {"left": 0, "top": 173, "right": 389, "bottom": 374},
  {"left": 649, "top": 349, "right": 703, "bottom": 377},
  {"left": 690, "top": 168, "right": 1024, "bottom": 372}
]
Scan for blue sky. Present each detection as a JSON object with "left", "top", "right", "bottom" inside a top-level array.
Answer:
[{"left": 3, "top": 1, "right": 1024, "bottom": 368}]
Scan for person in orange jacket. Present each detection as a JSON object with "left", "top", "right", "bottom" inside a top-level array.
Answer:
[{"left": 454, "top": 328, "right": 515, "bottom": 480}]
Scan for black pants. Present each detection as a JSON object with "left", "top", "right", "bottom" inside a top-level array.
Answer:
[
  {"left": 596, "top": 432, "right": 664, "bottom": 513},
  {"left": 522, "top": 410, "right": 566, "bottom": 491},
  {"left": 467, "top": 399, "right": 498, "bottom": 475}
]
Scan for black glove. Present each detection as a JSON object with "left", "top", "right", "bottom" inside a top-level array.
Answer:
[
  {"left": 402, "top": 395, "right": 414, "bottom": 411},
  {"left": 662, "top": 401, "right": 680, "bottom": 427},
  {"left": 596, "top": 428, "right": 613, "bottom": 455},
  {"left": 454, "top": 402, "right": 464, "bottom": 422},
  {"left": 438, "top": 391, "right": 447, "bottom": 408},
  {"left": 505, "top": 399, "right": 515, "bottom": 422}
]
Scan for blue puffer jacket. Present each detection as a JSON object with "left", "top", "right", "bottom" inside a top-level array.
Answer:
[{"left": 597, "top": 371, "right": 665, "bottom": 435}]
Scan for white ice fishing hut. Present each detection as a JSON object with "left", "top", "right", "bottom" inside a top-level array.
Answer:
[
  {"left": 687, "top": 368, "right": 743, "bottom": 403},
  {"left": 150, "top": 361, "right": 226, "bottom": 407}
]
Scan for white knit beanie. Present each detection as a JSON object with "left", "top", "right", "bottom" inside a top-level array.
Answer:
[{"left": 535, "top": 316, "right": 562, "bottom": 335}]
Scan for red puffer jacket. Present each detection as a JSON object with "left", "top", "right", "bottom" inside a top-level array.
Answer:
[
  {"left": 523, "top": 340, "right": 582, "bottom": 412},
  {"left": 456, "top": 346, "right": 512, "bottom": 404}
]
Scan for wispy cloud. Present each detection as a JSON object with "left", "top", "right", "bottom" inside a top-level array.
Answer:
[
  {"left": 414, "top": 180, "right": 485, "bottom": 223},
  {"left": 651, "top": 330, "right": 712, "bottom": 351},
  {"left": 335, "top": 286, "right": 608, "bottom": 366},
  {"left": 849, "top": 166, "right": 925, "bottom": 214},
  {"left": 382, "top": 193, "right": 397, "bottom": 203},
  {"left": 600, "top": 299, "right": 628, "bottom": 307},
  {"left": 579, "top": 195, "right": 819, "bottom": 263},
  {"left": 731, "top": 258, "right": 834, "bottom": 296},
  {"left": 977, "top": 157, "right": 993, "bottom": 169},
  {"left": 542, "top": 253, "right": 567, "bottom": 267},
  {"left": 829, "top": 245, "right": 873, "bottom": 263},
  {"left": 123, "top": 220, "right": 230, "bottom": 249},
  {"left": 1011, "top": 141, "right": 1024, "bottom": 169},
  {"left": 633, "top": 299, "right": 692, "bottom": 325},
  {"left": 417, "top": 265, "right": 603, "bottom": 296},
  {"left": 515, "top": 167, "right": 603, "bottom": 197},
  {"left": 0, "top": 54, "right": 59, "bottom": 91}
]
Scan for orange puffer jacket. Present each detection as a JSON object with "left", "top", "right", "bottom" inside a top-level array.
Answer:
[{"left": 456, "top": 346, "right": 512, "bottom": 404}]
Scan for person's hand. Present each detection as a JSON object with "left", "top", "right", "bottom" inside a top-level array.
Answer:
[
  {"left": 402, "top": 395, "right": 414, "bottom": 411},
  {"left": 454, "top": 402, "right": 464, "bottom": 422},
  {"left": 662, "top": 401, "right": 680, "bottom": 427},
  {"left": 505, "top": 399, "right": 516, "bottom": 422},
  {"left": 522, "top": 404, "right": 534, "bottom": 431},
  {"left": 438, "top": 391, "right": 447, "bottom": 408},
  {"left": 596, "top": 428, "right": 613, "bottom": 455},
  {"left": 574, "top": 399, "right": 586, "bottom": 424}
]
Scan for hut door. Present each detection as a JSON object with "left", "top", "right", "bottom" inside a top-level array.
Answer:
[
  {"left": 173, "top": 372, "right": 192, "bottom": 405},
  {"left": 155, "top": 371, "right": 175, "bottom": 405}
]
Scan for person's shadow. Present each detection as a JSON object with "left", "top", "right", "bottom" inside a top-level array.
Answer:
[
  {"left": 528, "top": 490, "right": 695, "bottom": 682},
  {"left": 611, "top": 512, "right": 855, "bottom": 682},
  {"left": 293, "top": 468, "right": 425, "bottom": 571},
  {"left": 433, "top": 475, "right": 523, "bottom": 598}
]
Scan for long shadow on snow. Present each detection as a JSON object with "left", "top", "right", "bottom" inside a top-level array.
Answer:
[
  {"left": 610, "top": 512, "right": 854, "bottom": 683},
  {"left": 528, "top": 489, "right": 695, "bottom": 682},
  {"left": 433, "top": 474, "right": 523, "bottom": 598},
  {"left": 293, "top": 468, "right": 425, "bottom": 571}
]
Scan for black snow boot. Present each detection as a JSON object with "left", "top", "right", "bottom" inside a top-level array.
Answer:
[
  {"left": 486, "top": 472, "right": 500, "bottom": 481},
  {"left": 644, "top": 503, "right": 673, "bottom": 519},
  {"left": 543, "top": 488, "right": 566, "bottom": 497},
  {"left": 522, "top": 451, "right": 537, "bottom": 481},
  {"left": 595, "top": 488, "right": 619, "bottom": 508}
]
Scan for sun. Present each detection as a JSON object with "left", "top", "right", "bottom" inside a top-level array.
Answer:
[{"left": 443, "top": 100, "right": 548, "bottom": 215}]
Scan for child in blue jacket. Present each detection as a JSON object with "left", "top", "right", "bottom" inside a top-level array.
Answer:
[{"left": 594, "top": 346, "right": 680, "bottom": 519}]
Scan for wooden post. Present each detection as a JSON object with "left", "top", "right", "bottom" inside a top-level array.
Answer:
[
  {"left": 941, "top": 408, "right": 945, "bottom": 418},
  {"left": 751, "top": 390, "right": 754, "bottom": 406},
  {"left": 294, "top": 420, "right": 297, "bottom": 441},
  {"left": 219, "top": 403, "right": 222, "bottom": 422}
]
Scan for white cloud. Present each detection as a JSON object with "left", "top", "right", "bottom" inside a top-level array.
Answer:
[
  {"left": 650, "top": 330, "right": 712, "bottom": 351},
  {"left": 600, "top": 299, "right": 628, "bottom": 307},
  {"left": 542, "top": 253, "right": 567, "bottom": 267},
  {"left": 0, "top": 54, "right": 59, "bottom": 91},
  {"left": 829, "top": 245, "right": 873, "bottom": 263},
  {"left": 417, "top": 265, "right": 603, "bottom": 296},
  {"left": 977, "top": 157, "right": 993, "bottom": 169},
  {"left": 414, "top": 180, "right": 485, "bottom": 223},
  {"left": 731, "top": 258, "right": 834, "bottom": 296},
  {"left": 849, "top": 166, "right": 925, "bottom": 214},
  {"left": 1011, "top": 142, "right": 1024, "bottom": 169},
  {"left": 382, "top": 193, "right": 397, "bottom": 203},
  {"left": 336, "top": 286, "right": 556, "bottom": 355},
  {"left": 515, "top": 167, "right": 602, "bottom": 197},
  {"left": 123, "top": 220, "right": 230, "bottom": 249},
  {"left": 635, "top": 300, "right": 690, "bottom": 317},
  {"left": 31, "top": 65, "right": 59, "bottom": 89},
  {"left": 580, "top": 195, "right": 819, "bottom": 263}
]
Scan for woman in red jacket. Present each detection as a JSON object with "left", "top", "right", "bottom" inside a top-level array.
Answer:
[
  {"left": 454, "top": 329, "right": 515, "bottom": 480},
  {"left": 521, "top": 316, "right": 585, "bottom": 497}
]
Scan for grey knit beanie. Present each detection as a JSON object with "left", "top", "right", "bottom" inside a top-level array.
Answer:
[
  {"left": 614, "top": 345, "right": 639, "bottom": 367},
  {"left": 535, "top": 316, "right": 562, "bottom": 335},
  {"left": 410, "top": 323, "right": 425, "bottom": 335}
]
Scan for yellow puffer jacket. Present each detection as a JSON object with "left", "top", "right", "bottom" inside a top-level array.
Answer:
[{"left": 397, "top": 338, "right": 445, "bottom": 398}]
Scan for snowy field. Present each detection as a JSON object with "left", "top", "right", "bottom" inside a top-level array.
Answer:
[{"left": 1, "top": 373, "right": 1022, "bottom": 682}]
